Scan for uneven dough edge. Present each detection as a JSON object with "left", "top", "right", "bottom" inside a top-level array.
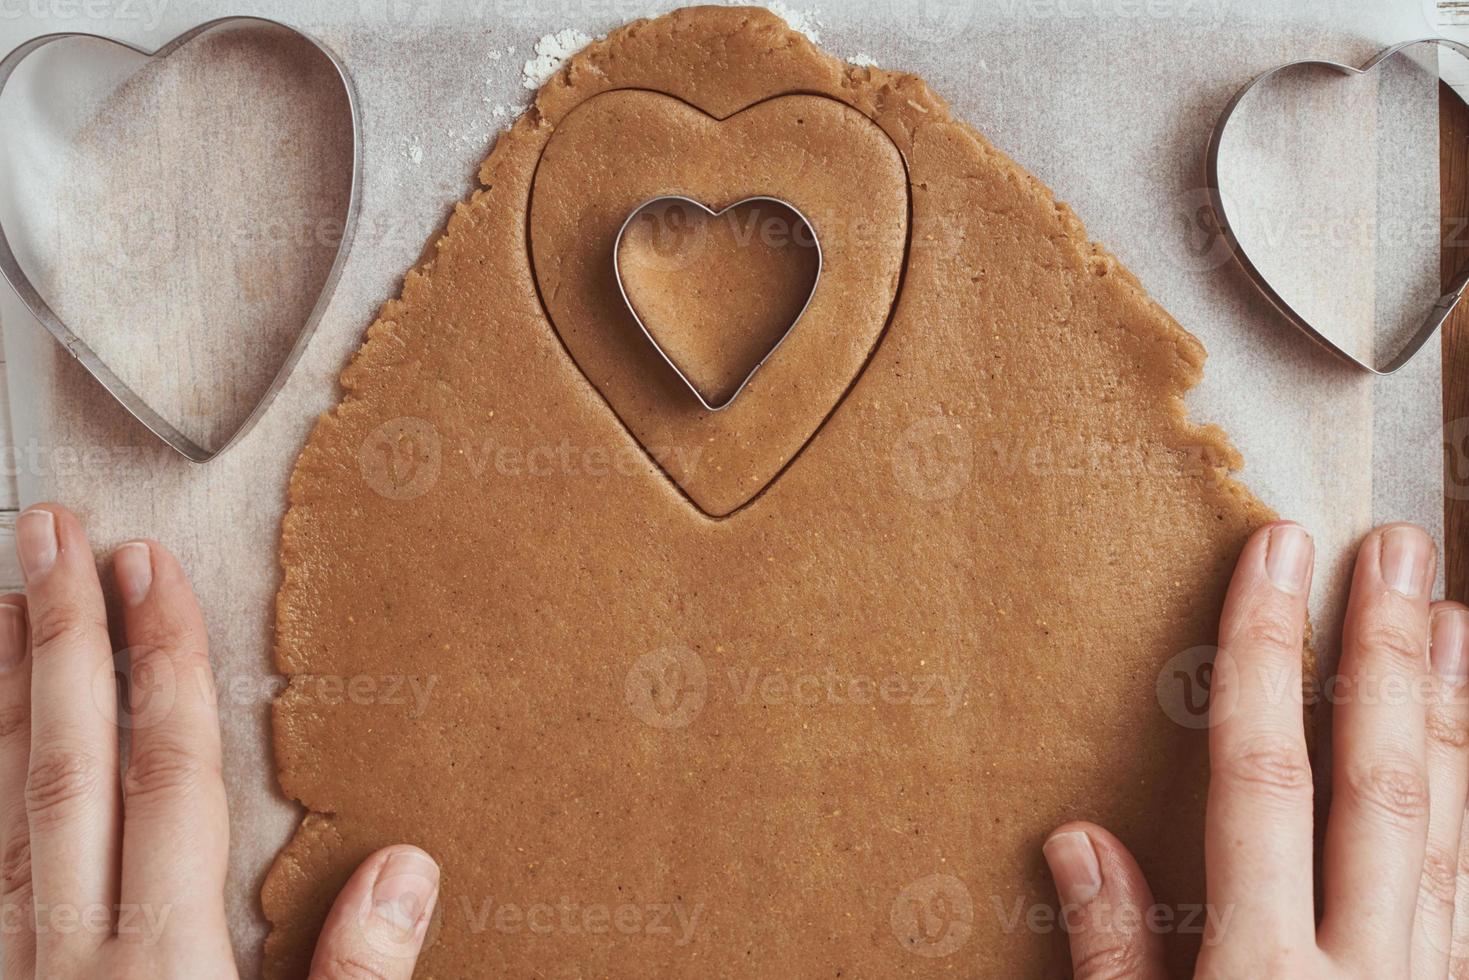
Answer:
[{"left": 263, "top": 6, "right": 1301, "bottom": 976}]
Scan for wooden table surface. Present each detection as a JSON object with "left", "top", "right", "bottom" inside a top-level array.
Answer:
[{"left": 1443, "top": 83, "right": 1469, "bottom": 606}]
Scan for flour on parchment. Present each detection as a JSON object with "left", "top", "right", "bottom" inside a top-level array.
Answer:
[{"left": 517, "top": 3, "right": 821, "bottom": 92}]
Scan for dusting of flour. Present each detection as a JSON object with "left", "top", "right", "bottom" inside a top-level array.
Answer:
[
  {"left": 499, "top": 3, "right": 823, "bottom": 116},
  {"left": 521, "top": 28, "right": 593, "bottom": 89},
  {"left": 759, "top": 1, "right": 821, "bottom": 43},
  {"left": 516, "top": 3, "right": 819, "bottom": 91}
]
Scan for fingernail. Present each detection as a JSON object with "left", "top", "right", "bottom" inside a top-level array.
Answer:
[
  {"left": 0, "top": 605, "right": 26, "bottom": 673},
  {"left": 114, "top": 543, "right": 153, "bottom": 607},
  {"left": 15, "top": 509, "right": 57, "bottom": 581},
  {"left": 1381, "top": 526, "right": 1434, "bottom": 598},
  {"left": 1043, "top": 831, "right": 1101, "bottom": 906},
  {"left": 1265, "top": 524, "right": 1313, "bottom": 594},
  {"left": 372, "top": 849, "right": 439, "bottom": 937},
  {"left": 1431, "top": 608, "right": 1469, "bottom": 686}
]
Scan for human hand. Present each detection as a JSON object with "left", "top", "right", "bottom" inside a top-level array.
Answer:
[
  {"left": 1041, "top": 521, "right": 1469, "bottom": 978},
  {"left": 0, "top": 504, "right": 439, "bottom": 979}
]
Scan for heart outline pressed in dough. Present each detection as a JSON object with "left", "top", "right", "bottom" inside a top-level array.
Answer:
[
  {"left": 0, "top": 17, "right": 362, "bottom": 462},
  {"left": 612, "top": 194, "right": 824, "bottom": 413},
  {"left": 1205, "top": 37, "right": 1469, "bottom": 375},
  {"left": 526, "top": 89, "right": 913, "bottom": 519}
]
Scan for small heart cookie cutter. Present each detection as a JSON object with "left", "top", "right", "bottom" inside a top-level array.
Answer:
[
  {"left": 1205, "top": 37, "right": 1469, "bottom": 375},
  {"left": 0, "top": 16, "right": 362, "bottom": 461},
  {"left": 612, "top": 194, "right": 822, "bottom": 412}
]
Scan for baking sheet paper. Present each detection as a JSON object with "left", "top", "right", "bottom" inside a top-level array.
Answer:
[{"left": 0, "top": 0, "right": 1445, "bottom": 972}]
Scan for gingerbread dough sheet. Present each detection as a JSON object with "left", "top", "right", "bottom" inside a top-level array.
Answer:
[{"left": 264, "top": 7, "right": 1276, "bottom": 977}]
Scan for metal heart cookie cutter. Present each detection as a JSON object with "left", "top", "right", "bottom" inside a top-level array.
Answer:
[
  {"left": 1205, "top": 37, "right": 1469, "bottom": 375},
  {"left": 613, "top": 194, "right": 823, "bottom": 412},
  {"left": 0, "top": 17, "right": 362, "bottom": 461}
]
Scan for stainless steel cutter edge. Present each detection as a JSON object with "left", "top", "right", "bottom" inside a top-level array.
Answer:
[
  {"left": 0, "top": 16, "right": 363, "bottom": 461},
  {"left": 1205, "top": 36, "right": 1469, "bottom": 376}
]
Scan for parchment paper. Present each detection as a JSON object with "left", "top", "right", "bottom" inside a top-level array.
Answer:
[{"left": 0, "top": 0, "right": 1446, "bottom": 973}]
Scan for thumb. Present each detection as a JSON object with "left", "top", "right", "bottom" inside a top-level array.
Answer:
[
  {"left": 309, "top": 844, "right": 440, "bottom": 980},
  {"left": 1042, "top": 823, "right": 1168, "bottom": 980}
]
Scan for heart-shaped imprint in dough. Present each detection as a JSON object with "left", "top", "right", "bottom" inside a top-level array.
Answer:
[
  {"left": 615, "top": 196, "right": 821, "bottom": 411},
  {"left": 530, "top": 90, "right": 909, "bottom": 517}
]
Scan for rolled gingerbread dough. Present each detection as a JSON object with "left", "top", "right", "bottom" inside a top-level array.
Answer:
[{"left": 262, "top": 6, "right": 1284, "bottom": 976}]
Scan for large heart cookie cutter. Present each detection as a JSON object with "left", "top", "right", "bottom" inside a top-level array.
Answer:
[
  {"left": 0, "top": 17, "right": 362, "bottom": 461},
  {"left": 1206, "top": 38, "right": 1469, "bottom": 375},
  {"left": 612, "top": 194, "right": 823, "bottom": 412}
]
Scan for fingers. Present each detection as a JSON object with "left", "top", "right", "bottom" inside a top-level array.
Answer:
[
  {"left": 309, "top": 845, "right": 440, "bottom": 980},
  {"left": 1320, "top": 524, "right": 1437, "bottom": 970},
  {"left": 1205, "top": 522, "right": 1317, "bottom": 944},
  {"left": 1042, "top": 823, "right": 1167, "bottom": 980},
  {"left": 18, "top": 504, "right": 121, "bottom": 956},
  {"left": 0, "top": 597, "right": 35, "bottom": 978},
  {"left": 113, "top": 540, "right": 230, "bottom": 950},
  {"left": 1411, "top": 603, "right": 1469, "bottom": 977},
  {"left": 1449, "top": 800, "right": 1469, "bottom": 973}
]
